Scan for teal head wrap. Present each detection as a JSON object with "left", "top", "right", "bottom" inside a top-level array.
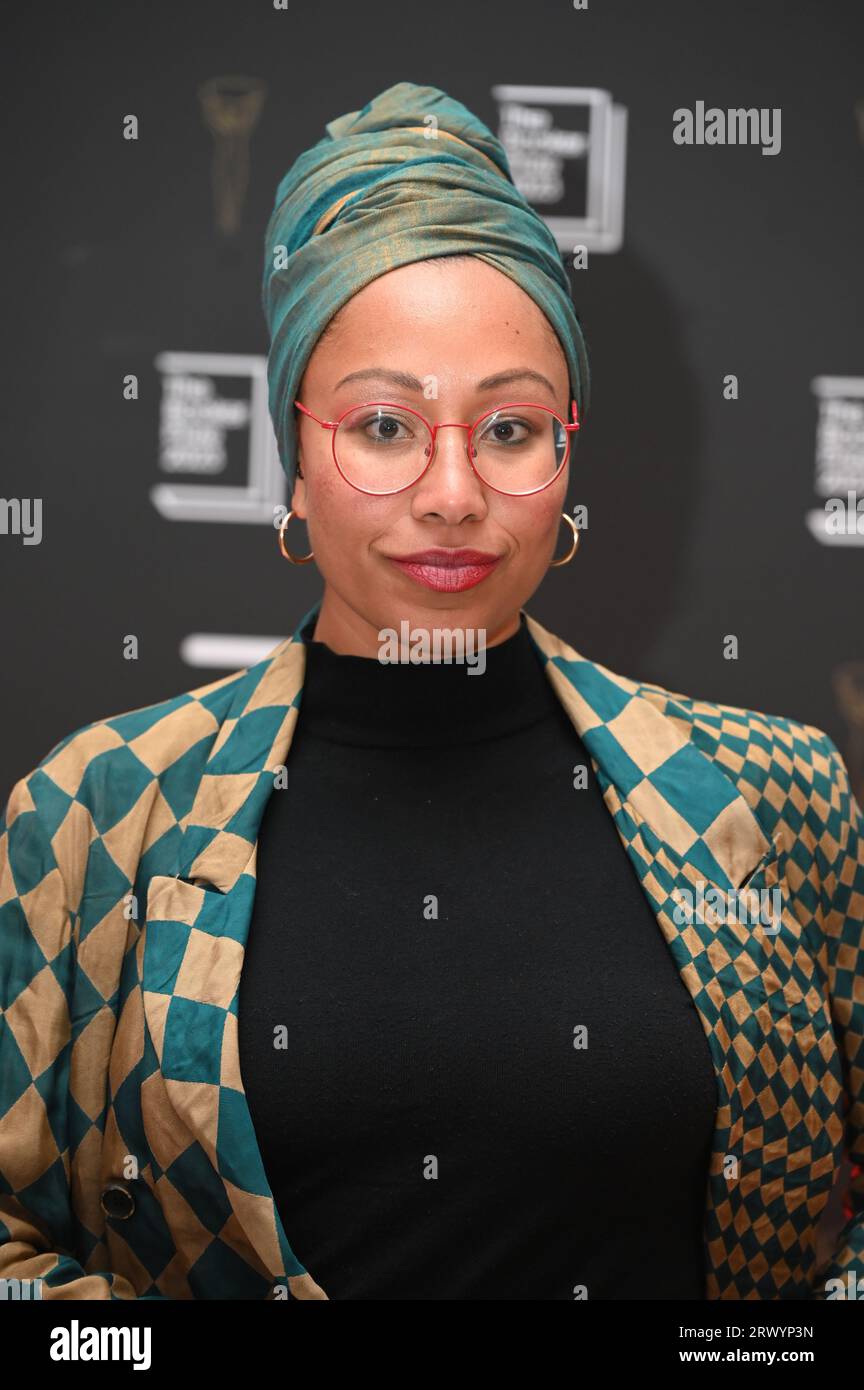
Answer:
[{"left": 262, "top": 81, "right": 590, "bottom": 484}]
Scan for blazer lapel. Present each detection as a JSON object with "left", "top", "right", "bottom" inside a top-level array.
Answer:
[{"left": 523, "top": 614, "right": 772, "bottom": 886}]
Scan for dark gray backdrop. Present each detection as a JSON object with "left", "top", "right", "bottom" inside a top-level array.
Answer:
[{"left": 2, "top": 0, "right": 863, "bottom": 799}]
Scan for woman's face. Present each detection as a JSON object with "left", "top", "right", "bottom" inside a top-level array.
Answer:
[{"left": 292, "top": 257, "right": 573, "bottom": 654}]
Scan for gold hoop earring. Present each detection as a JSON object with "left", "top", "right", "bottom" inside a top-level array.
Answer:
[
  {"left": 277, "top": 510, "right": 314, "bottom": 564},
  {"left": 549, "top": 512, "right": 580, "bottom": 568}
]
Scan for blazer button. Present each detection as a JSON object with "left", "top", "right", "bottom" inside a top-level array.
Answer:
[{"left": 100, "top": 1181, "right": 136, "bottom": 1220}]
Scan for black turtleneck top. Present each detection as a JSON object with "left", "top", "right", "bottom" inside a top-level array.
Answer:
[{"left": 237, "top": 611, "right": 717, "bottom": 1300}]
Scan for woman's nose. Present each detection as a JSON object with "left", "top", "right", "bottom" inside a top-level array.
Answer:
[{"left": 414, "top": 425, "right": 485, "bottom": 513}]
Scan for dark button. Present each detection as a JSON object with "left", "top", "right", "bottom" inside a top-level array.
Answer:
[{"left": 100, "top": 1181, "right": 136, "bottom": 1220}]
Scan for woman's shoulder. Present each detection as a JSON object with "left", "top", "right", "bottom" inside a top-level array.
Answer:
[
  {"left": 2, "top": 664, "right": 251, "bottom": 853},
  {"left": 631, "top": 671, "right": 844, "bottom": 783},
  {"left": 3, "top": 627, "right": 307, "bottom": 866},
  {"left": 627, "top": 671, "right": 860, "bottom": 870},
  {"left": 616, "top": 670, "right": 863, "bottom": 932},
  {"left": 527, "top": 613, "right": 843, "bottom": 778}
]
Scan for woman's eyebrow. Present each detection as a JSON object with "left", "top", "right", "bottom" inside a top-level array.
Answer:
[
  {"left": 334, "top": 367, "right": 558, "bottom": 397},
  {"left": 334, "top": 368, "right": 424, "bottom": 391},
  {"left": 476, "top": 369, "right": 557, "bottom": 399}
]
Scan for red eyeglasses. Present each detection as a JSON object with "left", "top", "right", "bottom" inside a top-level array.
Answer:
[{"left": 294, "top": 398, "right": 580, "bottom": 497}]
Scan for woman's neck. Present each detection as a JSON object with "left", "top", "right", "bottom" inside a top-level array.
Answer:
[
  {"left": 295, "top": 606, "right": 562, "bottom": 749},
  {"left": 309, "top": 588, "right": 522, "bottom": 659}
]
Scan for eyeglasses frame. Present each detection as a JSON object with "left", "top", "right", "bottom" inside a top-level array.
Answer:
[{"left": 293, "top": 397, "right": 581, "bottom": 497}]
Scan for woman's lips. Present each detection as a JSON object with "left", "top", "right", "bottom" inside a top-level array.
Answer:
[{"left": 388, "top": 549, "right": 502, "bottom": 593}]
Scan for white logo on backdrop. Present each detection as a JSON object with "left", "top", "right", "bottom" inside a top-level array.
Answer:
[
  {"left": 493, "top": 84, "right": 627, "bottom": 253},
  {"left": 151, "top": 352, "right": 288, "bottom": 669},
  {"left": 806, "top": 377, "right": 864, "bottom": 547},
  {"left": 151, "top": 351, "right": 285, "bottom": 524},
  {"left": 179, "top": 632, "right": 286, "bottom": 669}
]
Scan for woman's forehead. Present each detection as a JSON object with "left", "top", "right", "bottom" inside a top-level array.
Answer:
[{"left": 306, "top": 261, "right": 569, "bottom": 384}]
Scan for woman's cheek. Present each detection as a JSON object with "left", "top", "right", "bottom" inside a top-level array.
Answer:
[
  {"left": 305, "top": 468, "right": 349, "bottom": 541},
  {"left": 507, "top": 493, "right": 563, "bottom": 569},
  {"left": 312, "top": 488, "right": 385, "bottom": 579}
]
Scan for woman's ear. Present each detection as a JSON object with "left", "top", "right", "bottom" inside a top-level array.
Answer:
[{"left": 290, "top": 467, "right": 307, "bottom": 518}]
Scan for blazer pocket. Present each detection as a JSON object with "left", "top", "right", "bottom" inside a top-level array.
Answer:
[
  {"left": 734, "top": 838, "right": 786, "bottom": 945},
  {"left": 736, "top": 840, "right": 833, "bottom": 1028},
  {"left": 736, "top": 835, "right": 784, "bottom": 895}
]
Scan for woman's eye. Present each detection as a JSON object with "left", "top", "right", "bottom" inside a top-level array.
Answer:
[
  {"left": 482, "top": 417, "right": 531, "bottom": 446},
  {"left": 366, "top": 415, "right": 409, "bottom": 442}
]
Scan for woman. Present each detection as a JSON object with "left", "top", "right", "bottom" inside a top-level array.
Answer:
[{"left": 0, "top": 82, "right": 862, "bottom": 1302}]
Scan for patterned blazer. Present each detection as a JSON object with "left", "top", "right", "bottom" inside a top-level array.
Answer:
[{"left": 1, "top": 602, "right": 862, "bottom": 1301}]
